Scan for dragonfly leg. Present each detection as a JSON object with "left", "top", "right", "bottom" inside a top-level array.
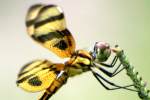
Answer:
[
  {"left": 99, "top": 56, "right": 118, "bottom": 68},
  {"left": 92, "top": 71, "right": 137, "bottom": 92},
  {"left": 94, "top": 62, "right": 125, "bottom": 77}
]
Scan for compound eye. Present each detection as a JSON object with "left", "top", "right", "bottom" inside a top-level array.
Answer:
[
  {"left": 95, "top": 41, "right": 110, "bottom": 50},
  {"left": 93, "top": 41, "right": 111, "bottom": 62}
]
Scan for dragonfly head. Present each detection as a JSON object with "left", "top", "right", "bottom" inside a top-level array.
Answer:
[{"left": 92, "top": 41, "right": 111, "bottom": 62}]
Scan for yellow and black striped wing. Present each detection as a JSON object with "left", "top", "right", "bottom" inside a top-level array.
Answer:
[
  {"left": 26, "top": 4, "right": 76, "bottom": 58},
  {"left": 16, "top": 60, "right": 61, "bottom": 92},
  {"left": 26, "top": 4, "right": 45, "bottom": 36}
]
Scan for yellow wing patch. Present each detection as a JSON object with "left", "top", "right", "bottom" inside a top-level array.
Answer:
[
  {"left": 26, "top": 4, "right": 45, "bottom": 36},
  {"left": 26, "top": 4, "right": 76, "bottom": 58},
  {"left": 17, "top": 60, "right": 57, "bottom": 92}
]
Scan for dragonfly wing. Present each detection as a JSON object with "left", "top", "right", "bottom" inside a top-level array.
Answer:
[
  {"left": 16, "top": 60, "right": 66, "bottom": 92},
  {"left": 26, "top": 4, "right": 76, "bottom": 58}
]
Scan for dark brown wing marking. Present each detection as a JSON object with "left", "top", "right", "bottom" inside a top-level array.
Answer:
[{"left": 26, "top": 4, "right": 76, "bottom": 58}]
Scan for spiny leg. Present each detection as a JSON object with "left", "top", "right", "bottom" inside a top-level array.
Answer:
[
  {"left": 94, "top": 62, "right": 125, "bottom": 77},
  {"left": 99, "top": 56, "right": 118, "bottom": 68},
  {"left": 91, "top": 70, "right": 137, "bottom": 92},
  {"left": 92, "top": 72, "right": 131, "bottom": 90},
  {"left": 94, "top": 55, "right": 125, "bottom": 77}
]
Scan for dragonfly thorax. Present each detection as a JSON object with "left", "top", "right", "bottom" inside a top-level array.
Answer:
[{"left": 65, "top": 50, "right": 92, "bottom": 77}]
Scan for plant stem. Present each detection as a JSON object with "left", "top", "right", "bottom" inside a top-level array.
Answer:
[{"left": 112, "top": 47, "right": 150, "bottom": 100}]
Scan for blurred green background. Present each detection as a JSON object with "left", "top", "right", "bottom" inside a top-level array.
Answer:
[{"left": 0, "top": 0, "right": 150, "bottom": 100}]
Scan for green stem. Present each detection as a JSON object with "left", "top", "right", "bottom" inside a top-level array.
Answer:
[{"left": 114, "top": 48, "right": 150, "bottom": 100}]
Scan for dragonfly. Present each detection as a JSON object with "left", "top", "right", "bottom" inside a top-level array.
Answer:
[{"left": 16, "top": 3, "right": 137, "bottom": 100}]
